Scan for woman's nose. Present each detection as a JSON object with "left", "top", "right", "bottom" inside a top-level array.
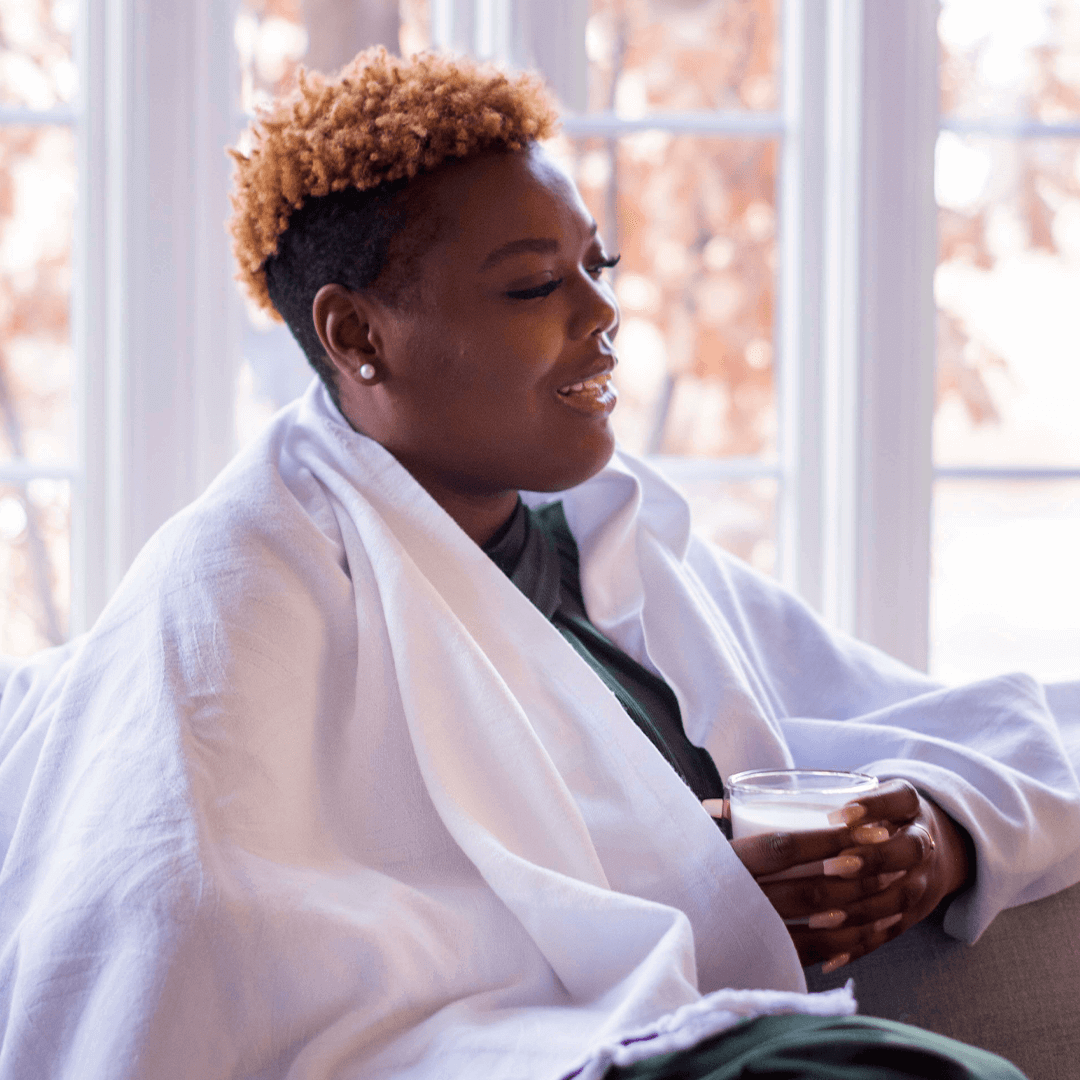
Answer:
[{"left": 570, "top": 272, "right": 620, "bottom": 342}]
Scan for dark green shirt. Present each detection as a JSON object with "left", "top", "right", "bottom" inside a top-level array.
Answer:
[{"left": 483, "top": 498, "right": 724, "bottom": 802}]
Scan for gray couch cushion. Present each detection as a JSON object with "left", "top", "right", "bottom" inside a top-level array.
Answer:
[{"left": 806, "top": 880, "right": 1080, "bottom": 1080}]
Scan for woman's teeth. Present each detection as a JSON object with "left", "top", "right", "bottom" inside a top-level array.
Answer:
[
  {"left": 560, "top": 374, "right": 609, "bottom": 394},
  {"left": 556, "top": 372, "right": 617, "bottom": 415}
]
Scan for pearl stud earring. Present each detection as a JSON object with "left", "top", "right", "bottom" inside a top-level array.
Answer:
[{"left": 359, "top": 363, "right": 376, "bottom": 381}]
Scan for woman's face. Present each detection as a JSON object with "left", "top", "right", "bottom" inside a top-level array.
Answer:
[{"left": 319, "top": 145, "right": 620, "bottom": 540}]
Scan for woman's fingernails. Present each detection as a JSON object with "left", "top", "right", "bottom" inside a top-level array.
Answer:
[
  {"left": 808, "top": 909, "right": 848, "bottom": 930},
  {"left": 827, "top": 804, "right": 867, "bottom": 826},
  {"left": 852, "top": 825, "right": 890, "bottom": 844},
  {"left": 872, "top": 913, "right": 903, "bottom": 934},
  {"left": 822, "top": 855, "right": 864, "bottom": 877},
  {"left": 877, "top": 871, "right": 907, "bottom": 890},
  {"left": 821, "top": 952, "right": 851, "bottom": 975}
]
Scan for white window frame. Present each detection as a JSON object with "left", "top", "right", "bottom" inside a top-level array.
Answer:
[
  {"left": 77, "top": 0, "right": 239, "bottom": 626},
  {"left": 829, "top": 0, "right": 939, "bottom": 672}
]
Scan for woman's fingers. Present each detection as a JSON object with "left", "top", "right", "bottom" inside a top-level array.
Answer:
[
  {"left": 733, "top": 784, "right": 973, "bottom": 970},
  {"left": 787, "top": 800, "right": 969, "bottom": 968},
  {"left": 792, "top": 870, "right": 928, "bottom": 933},
  {"left": 729, "top": 825, "right": 863, "bottom": 880},
  {"left": 839, "top": 822, "right": 935, "bottom": 877},
  {"left": 755, "top": 823, "right": 930, "bottom": 919},
  {"left": 829, "top": 869, "right": 929, "bottom": 929},
  {"left": 786, "top": 869, "right": 926, "bottom": 966},
  {"left": 829, "top": 777, "right": 920, "bottom": 829},
  {"left": 760, "top": 869, "right": 907, "bottom": 917},
  {"left": 789, "top": 909, "right": 908, "bottom": 968}
]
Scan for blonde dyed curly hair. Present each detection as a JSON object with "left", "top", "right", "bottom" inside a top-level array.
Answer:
[{"left": 228, "top": 46, "right": 561, "bottom": 318}]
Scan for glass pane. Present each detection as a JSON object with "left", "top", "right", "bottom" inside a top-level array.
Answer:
[
  {"left": 935, "top": 136, "right": 1080, "bottom": 467},
  {"left": 586, "top": 0, "right": 780, "bottom": 115},
  {"left": 235, "top": 0, "right": 306, "bottom": 116},
  {"left": 931, "top": 479, "right": 1080, "bottom": 683},
  {"left": 0, "top": 0, "right": 77, "bottom": 111},
  {"left": 0, "top": 478, "right": 69, "bottom": 655},
  {"left": 549, "top": 133, "right": 777, "bottom": 460},
  {"left": 939, "top": 0, "right": 1080, "bottom": 122},
  {"left": 235, "top": 0, "right": 430, "bottom": 117},
  {"left": 0, "top": 125, "right": 75, "bottom": 466},
  {"left": 234, "top": 319, "right": 310, "bottom": 449}
]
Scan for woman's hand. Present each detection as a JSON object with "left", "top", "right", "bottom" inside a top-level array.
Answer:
[{"left": 729, "top": 778, "right": 972, "bottom": 973}]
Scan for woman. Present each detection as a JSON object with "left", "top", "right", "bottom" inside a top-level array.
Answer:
[{"left": 1, "top": 47, "right": 1076, "bottom": 1080}]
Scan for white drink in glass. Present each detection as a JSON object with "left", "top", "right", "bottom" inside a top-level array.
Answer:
[
  {"left": 732, "top": 800, "right": 838, "bottom": 838},
  {"left": 726, "top": 770, "right": 878, "bottom": 839}
]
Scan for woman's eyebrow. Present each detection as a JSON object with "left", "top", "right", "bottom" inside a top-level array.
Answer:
[
  {"left": 480, "top": 237, "right": 558, "bottom": 270},
  {"left": 479, "top": 222, "right": 601, "bottom": 271}
]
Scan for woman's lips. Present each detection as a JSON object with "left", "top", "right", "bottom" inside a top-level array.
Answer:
[{"left": 556, "top": 371, "right": 618, "bottom": 416}]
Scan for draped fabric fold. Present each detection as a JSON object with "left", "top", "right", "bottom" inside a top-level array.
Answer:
[{"left": 0, "top": 379, "right": 1077, "bottom": 1079}]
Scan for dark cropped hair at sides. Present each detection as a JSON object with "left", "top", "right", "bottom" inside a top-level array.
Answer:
[{"left": 228, "top": 46, "right": 561, "bottom": 410}]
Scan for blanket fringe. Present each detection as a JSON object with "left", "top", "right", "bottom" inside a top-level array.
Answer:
[{"left": 562, "top": 982, "right": 857, "bottom": 1080}]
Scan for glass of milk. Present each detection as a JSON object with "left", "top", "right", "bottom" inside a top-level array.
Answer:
[{"left": 725, "top": 769, "right": 878, "bottom": 838}]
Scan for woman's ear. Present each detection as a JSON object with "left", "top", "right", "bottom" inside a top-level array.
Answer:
[{"left": 312, "top": 284, "right": 385, "bottom": 386}]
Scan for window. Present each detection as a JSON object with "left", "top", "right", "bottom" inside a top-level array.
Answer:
[
  {"left": 0, "top": 1, "right": 77, "bottom": 655},
  {"left": 932, "top": 0, "right": 1080, "bottom": 682},
  {"left": 7, "top": 0, "right": 1072, "bottom": 685}
]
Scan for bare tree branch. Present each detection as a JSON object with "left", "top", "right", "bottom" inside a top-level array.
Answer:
[{"left": 0, "top": 352, "right": 64, "bottom": 646}]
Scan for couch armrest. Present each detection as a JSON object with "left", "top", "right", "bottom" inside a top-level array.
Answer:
[{"left": 806, "top": 880, "right": 1080, "bottom": 1080}]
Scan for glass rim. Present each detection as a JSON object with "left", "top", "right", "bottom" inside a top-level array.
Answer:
[{"left": 725, "top": 768, "right": 878, "bottom": 796}]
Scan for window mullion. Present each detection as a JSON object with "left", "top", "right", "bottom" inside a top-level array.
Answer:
[
  {"left": 819, "top": 0, "right": 863, "bottom": 637},
  {"left": 73, "top": 0, "right": 108, "bottom": 632},
  {"left": 81, "top": 0, "right": 239, "bottom": 615},
  {"left": 778, "top": 0, "right": 827, "bottom": 606},
  {"left": 849, "top": 0, "right": 938, "bottom": 670}
]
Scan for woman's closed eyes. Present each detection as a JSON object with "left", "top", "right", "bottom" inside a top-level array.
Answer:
[{"left": 506, "top": 253, "right": 621, "bottom": 300}]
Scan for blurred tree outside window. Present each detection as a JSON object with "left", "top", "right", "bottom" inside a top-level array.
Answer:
[
  {"left": 0, "top": 0, "right": 77, "bottom": 657},
  {"left": 932, "top": 0, "right": 1080, "bottom": 682},
  {"left": 570, "top": 0, "right": 780, "bottom": 571}
]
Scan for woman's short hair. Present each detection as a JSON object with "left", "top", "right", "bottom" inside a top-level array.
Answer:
[{"left": 228, "top": 46, "right": 560, "bottom": 405}]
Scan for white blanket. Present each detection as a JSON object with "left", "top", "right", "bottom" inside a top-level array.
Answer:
[{"left": 1, "top": 380, "right": 1078, "bottom": 1080}]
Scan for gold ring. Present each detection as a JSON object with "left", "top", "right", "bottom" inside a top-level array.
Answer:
[{"left": 911, "top": 823, "right": 935, "bottom": 854}]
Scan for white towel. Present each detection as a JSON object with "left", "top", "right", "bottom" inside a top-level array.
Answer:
[{"left": 0, "top": 379, "right": 1077, "bottom": 1079}]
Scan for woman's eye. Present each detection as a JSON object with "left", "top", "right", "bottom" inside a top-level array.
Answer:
[
  {"left": 589, "top": 253, "right": 621, "bottom": 277},
  {"left": 505, "top": 254, "right": 620, "bottom": 300},
  {"left": 506, "top": 279, "right": 562, "bottom": 300}
]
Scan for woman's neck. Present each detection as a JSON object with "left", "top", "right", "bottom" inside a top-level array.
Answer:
[{"left": 424, "top": 485, "right": 521, "bottom": 546}]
